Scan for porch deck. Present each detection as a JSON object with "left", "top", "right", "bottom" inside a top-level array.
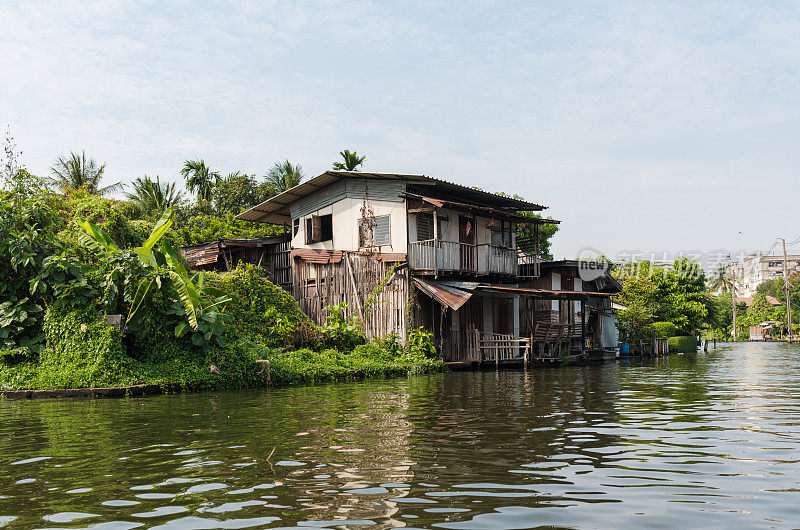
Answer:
[{"left": 408, "top": 239, "right": 523, "bottom": 277}]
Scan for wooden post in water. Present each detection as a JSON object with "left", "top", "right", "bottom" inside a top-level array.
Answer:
[
  {"left": 474, "top": 328, "right": 481, "bottom": 366},
  {"left": 580, "top": 298, "right": 586, "bottom": 358}
]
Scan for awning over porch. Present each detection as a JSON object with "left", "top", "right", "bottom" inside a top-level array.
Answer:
[
  {"left": 477, "top": 285, "right": 613, "bottom": 300},
  {"left": 413, "top": 278, "right": 473, "bottom": 310}
]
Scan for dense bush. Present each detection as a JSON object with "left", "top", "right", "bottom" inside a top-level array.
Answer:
[
  {"left": 652, "top": 321, "right": 678, "bottom": 338},
  {"left": 668, "top": 335, "right": 697, "bottom": 353}
]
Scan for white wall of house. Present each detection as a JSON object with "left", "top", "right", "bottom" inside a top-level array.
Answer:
[
  {"left": 291, "top": 197, "right": 408, "bottom": 252},
  {"left": 551, "top": 272, "right": 561, "bottom": 311}
]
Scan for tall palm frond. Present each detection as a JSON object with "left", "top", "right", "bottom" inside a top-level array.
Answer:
[
  {"left": 180, "top": 159, "right": 219, "bottom": 202},
  {"left": 50, "top": 151, "right": 122, "bottom": 195},
  {"left": 710, "top": 264, "right": 736, "bottom": 293},
  {"left": 265, "top": 160, "right": 304, "bottom": 197},
  {"left": 125, "top": 175, "right": 184, "bottom": 215},
  {"left": 333, "top": 149, "right": 365, "bottom": 171}
]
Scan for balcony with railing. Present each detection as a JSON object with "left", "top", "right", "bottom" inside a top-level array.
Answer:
[{"left": 408, "top": 239, "right": 525, "bottom": 277}]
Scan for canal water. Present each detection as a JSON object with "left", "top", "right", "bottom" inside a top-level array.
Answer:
[{"left": 2, "top": 342, "right": 800, "bottom": 529}]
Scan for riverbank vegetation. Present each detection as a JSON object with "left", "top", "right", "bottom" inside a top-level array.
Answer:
[
  {"left": 613, "top": 258, "right": 717, "bottom": 346},
  {"left": 0, "top": 159, "right": 441, "bottom": 391}
]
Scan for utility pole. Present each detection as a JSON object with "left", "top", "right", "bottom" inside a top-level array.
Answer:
[
  {"left": 780, "top": 238, "right": 793, "bottom": 342},
  {"left": 731, "top": 273, "right": 737, "bottom": 342}
]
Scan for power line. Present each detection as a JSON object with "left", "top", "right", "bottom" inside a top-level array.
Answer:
[{"left": 763, "top": 239, "right": 779, "bottom": 256}]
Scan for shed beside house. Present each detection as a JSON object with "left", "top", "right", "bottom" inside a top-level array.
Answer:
[{"left": 181, "top": 236, "right": 291, "bottom": 290}]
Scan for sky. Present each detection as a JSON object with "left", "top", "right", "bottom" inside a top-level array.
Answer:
[{"left": 1, "top": 1, "right": 799, "bottom": 264}]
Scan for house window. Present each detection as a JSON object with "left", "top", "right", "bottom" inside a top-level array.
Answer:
[
  {"left": 359, "top": 215, "right": 391, "bottom": 247},
  {"left": 416, "top": 213, "right": 433, "bottom": 241},
  {"left": 292, "top": 218, "right": 299, "bottom": 237},
  {"left": 490, "top": 220, "right": 513, "bottom": 248},
  {"left": 416, "top": 213, "right": 444, "bottom": 241},
  {"left": 305, "top": 214, "right": 333, "bottom": 244}
]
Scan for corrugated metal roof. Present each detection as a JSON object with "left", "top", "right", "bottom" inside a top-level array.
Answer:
[
  {"left": 235, "top": 171, "right": 547, "bottom": 225},
  {"left": 181, "top": 237, "right": 286, "bottom": 267},
  {"left": 413, "top": 278, "right": 473, "bottom": 310},
  {"left": 290, "top": 249, "right": 344, "bottom": 264}
]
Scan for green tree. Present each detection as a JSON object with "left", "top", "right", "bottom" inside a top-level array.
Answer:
[
  {"left": 614, "top": 266, "right": 658, "bottom": 343},
  {"left": 265, "top": 160, "right": 303, "bottom": 197},
  {"left": 181, "top": 159, "right": 219, "bottom": 203},
  {"left": 656, "top": 257, "right": 711, "bottom": 335},
  {"left": 125, "top": 176, "right": 184, "bottom": 217},
  {"left": 516, "top": 214, "right": 559, "bottom": 261},
  {"left": 212, "top": 172, "right": 271, "bottom": 215},
  {"left": 50, "top": 151, "right": 122, "bottom": 195},
  {"left": 495, "top": 192, "right": 559, "bottom": 260},
  {"left": 333, "top": 149, "right": 365, "bottom": 171},
  {"left": 709, "top": 264, "right": 738, "bottom": 340}
]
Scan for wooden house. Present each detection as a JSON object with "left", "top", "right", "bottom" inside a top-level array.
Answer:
[{"left": 235, "top": 171, "right": 617, "bottom": 363}]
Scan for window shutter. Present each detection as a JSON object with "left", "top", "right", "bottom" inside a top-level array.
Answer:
[
  {"left": 374, "top": 216, "right": 390, "bottom": 245},
  {"left": 416, "top": 213, "right": 433, "bottom": 241},
  {"left": 311, "top": 215, "right": 322, "bottom": 242}
]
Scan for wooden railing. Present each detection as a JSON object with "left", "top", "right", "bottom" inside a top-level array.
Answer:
[
  {"left": 408, "top": 240, "right": 517, "bottom": 276},
  {"left": 517, "top": 250, "right": 541, "bottom": 278},
  {"left": 473, "top": 330, "right": 531, "bottom": 366}
]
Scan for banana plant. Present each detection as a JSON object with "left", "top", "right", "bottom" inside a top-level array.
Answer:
[
  {"left": 76, "top": 210, "right": 231, "bottom": 351},
  {"left": 161, "top": 240, "right": 231, "bottom": 348}
]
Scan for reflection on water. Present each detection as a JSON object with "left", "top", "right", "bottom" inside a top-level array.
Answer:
[{"left": 2, "top": 342, "right": 800, "bottom": 528}]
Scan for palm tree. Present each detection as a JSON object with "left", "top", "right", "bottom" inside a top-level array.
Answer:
[
  {"left": 710, "top": 264, "right": 738, "bottom": 341},
  {"left": 265, "top": 160, "right": 304, "bottom": 197},
  {"left": 333, "top": 149, "right": 365, "bottom": 171},
  {"left": 125, "top": 175, "right": 184, "bottom": 215},
  {"left": 180, "top": 159, "right": 219, "bottom": 202},
  {"left": 50, "top": 151, "right": 122, "bottom": 194}
]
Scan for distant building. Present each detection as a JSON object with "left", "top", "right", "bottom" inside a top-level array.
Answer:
[
  {"left": 735, "top": 295, "right": 782, "bottom": 308},
  {"left": 730, "top": 253, "right": 800, "bottom": 298}
]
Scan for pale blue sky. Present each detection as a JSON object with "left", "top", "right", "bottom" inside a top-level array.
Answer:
[{"left": 2, "top": 1, "right": 798, "bottom": 260}]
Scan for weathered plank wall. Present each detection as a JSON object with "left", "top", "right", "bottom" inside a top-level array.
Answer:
[{"left": 292, "top": 253, "right": 410, "bottom": 340}]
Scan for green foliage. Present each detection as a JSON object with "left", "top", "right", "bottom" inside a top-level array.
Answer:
[
  {"left": 668, "top": 335, "right": 697, "bottom": 353},
  {"left": 332, "top": 149, "right": 365, "bottom": 171},
  {"left": 125, "top": 175, "right": 184, "bottom": 217},
  {"left": 652, "top": 321, "right": 678, "bottom": 338},
  {"left": 215, "top": 263, "right": 311, "bottom": 346},
  {"left": 1, "top": 173, "right": 442, "bottom": 392},
  {"left": 212, "top": 172, "right": 271, "bottom": 216},
  {"left": 36, "top": 307, "right": 127, "bottom": 388},
  {"left": 615, "top": 258, "right": 714, "bottom": 341},
  {"left": 64, "top": 192, "right": 151, "bottom": 249},
  {"left": 614, "top": 266, "right": 658, "bottom": 343},
  {"left": 181, "top": 159, "right": 219, "bottom": 203},
  {"left": 265, "top": 160, "right": 303, "bottom": 197},
  {"left": 263, "top": 345, "right": 441, "bottom": 385},
  {"left": 320, "top": 303, "right": 366, "bottom": 351},
  {"left": 49, "top": 151, "right": 122, "bottom": 195},
  {"left": 169, "top": 211, "right": 283, "bottom": 247},
  {"left": 494, "top": 192, "right": 559, "bottom": 260},
  {"left": 0, "top": 188, "right": 64, "bottom": 353},
  {"left": 405, "top": 327, "right": 437, "bottom": 358}
]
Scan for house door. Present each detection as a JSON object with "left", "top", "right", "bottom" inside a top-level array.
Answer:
[{"left": 459, "top": 216, "right": 475, "bottom": 271}]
